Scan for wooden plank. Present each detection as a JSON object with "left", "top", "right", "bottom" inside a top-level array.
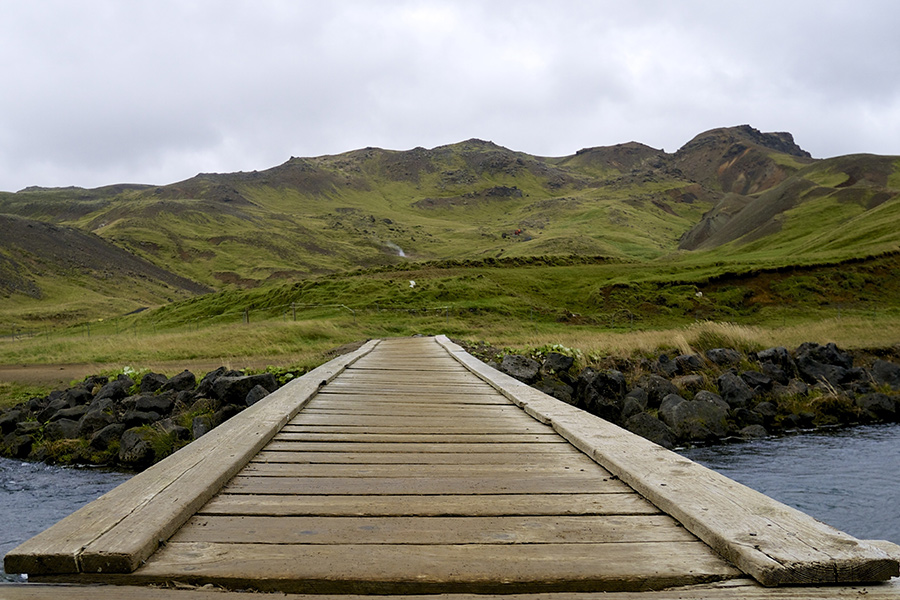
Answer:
[
  {"left": 240, "top": 462, "right": 610, "bottom": 478},
  {"left": 281, "top": 423, "right": 552, "bottom": 434},
  {"left": 223, "top": 474, "right": 632, "bottom": 495},
  {"left": 313, "top": 391, "right": 512, "bottom": 404},
  {"left": 253, "top": 450, "right": 597, "bottom": 465},
  {"left": 271, "top": 432, "right": 563, "bottom": 443},
  {"left": 7, "top": 578, "right": 900, "bottom": 600},
  {"left": 435, "top": 335, "right": 900, "bottom": 586},
  {"left": 100, "top": 540, "right": 741, "bottom": 594},
  {"left": 298, "top": 403, "right": 527, "bottom": 416},
  {"left": 199, "top": 492, "right": 662, "bottom": 517},
  {"left": 286, "top": 414, "right": 538, "bottom": 427},
  {"left": 3, "top": 340, "right": 382, "bottom": 576},
  {"left": 262, "top": 441, "right": 579, "bottom": 453},
  {"left": 170, "top": 514, "right": 696, "bottom": 545}
]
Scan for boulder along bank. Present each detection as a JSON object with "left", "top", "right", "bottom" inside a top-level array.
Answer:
[
  {"left": 2, "top": 340, "right": 900, "bottom": 470},
  {"left": 0, "top": 366, "right": 296, "bottom": 469},
  {"left": 460, "top": 340, "right": 900, "bottom": 449}
]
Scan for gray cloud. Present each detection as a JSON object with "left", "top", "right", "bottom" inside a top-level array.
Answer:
[{"left": 1, "top": 0, "right": 898, "bottom": 191}]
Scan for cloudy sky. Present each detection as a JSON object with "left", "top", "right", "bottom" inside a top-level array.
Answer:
[{"left": 1, "top": 0, "right": 898, "bottom": 192}]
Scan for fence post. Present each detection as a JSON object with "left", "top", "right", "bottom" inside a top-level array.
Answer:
[{"left": 244, "top": 309, "right": 249, "bottom": 324}]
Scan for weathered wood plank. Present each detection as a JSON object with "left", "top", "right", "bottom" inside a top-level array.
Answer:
[
  {"left": 7, "top": 578, "right": 900, "bottom": 600},
  {"left": 240, "top": 462, "right": 609, "bottom": 478},
  {"left": 434, "top": 335, "right": 900, "bottom": 586},
  {"left": 312, "top": 391, "right": 512, "bottom": 404},
  {"left": 262, "top": 441, "right": 579, "bottom": 453},
  {"left": 170, "top": 514, "right": 696, "bottom": 545},
  {"left": 281, "top": 422, "right": 552, "bottom": 434},
  {"left": 3, "top": 340, "right": 381, "bottom": 577},
  {"left": 253, "top": 450, "right": 596, "bottom": 465},
  {"left": 200, "top": 492, "right": 661, "bottom": 516},
  {"left": 223, "top": 474, "right": 631, "bottom": 495},
  {"left": 286, "top": 414, "right": 543, "bottom": 427},
  {"left": 272, "top": 432, "right": 563, "bottom": 443},
  {"left": 107, "top": 540, "right": 742, "bottom": 594}
]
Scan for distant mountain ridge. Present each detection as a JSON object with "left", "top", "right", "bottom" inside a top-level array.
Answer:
[{"left": 1, "top": 124, "right": 898, "bottom": 322}]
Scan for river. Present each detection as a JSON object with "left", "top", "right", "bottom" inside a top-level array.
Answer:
[
  {"left": 679, "top": 423, "right": 900, "bottom": 545},
  {"left": 2, "top": 424, "right": 898, "bottom": 582},
  {"left": 0, "top": 458, "right": 131, "bottom": 582}
]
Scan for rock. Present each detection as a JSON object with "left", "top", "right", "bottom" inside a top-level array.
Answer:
[
  {"left": 89, "top": 423, "right": 127, "bottom": 450},
  {"left": 48, "top": 405, "right": 89, "bottom": 423},
  {"left": 756, "top": 347, "right": 796, "bottom": 377},
  {"left": 211, "top": 374, "right": 279, "bottom": 404},
  {"left": 541, "top": 352, "right": 574, "bottom": 374},
  {"left": 0, "top": 410, "right": 24, "bottom": 435},
  {"left": 673, "top": 374, "right": 705, "bottom": 392},
  {"left": 855, "top": 393, "right": 898, "bottom": 421},
  {"left": 94, "top": 375, "right": 134, "bottom": 402},
  {"left": 160, "top": 370, "right": 197, "bottom": 393},
  {"left": 732, "top": 407, "right": 764, "bottom": 427},
  {"left": 872, "top": 360, "right": 900, "bottom": 390},
  {"left": 656, "top": 354, "right": 678, "bottom": 378},
  {"left": 498, "top": 355, "right": 541, "bottom": 383},
  {"left": 659, "top": 392, "right": 728, "bottom": 442},
  {"left": 705, "top": 348, "right": 742, "bottom": 366},
  {"left": 739, "top": 424, "right": 768, "bottom": 439},
  {"left": 675, "top": 354, "right": 704, "bottom": 373},
  {"left": 623, "top": 388, "right": 649, "bottom": 410},
  {"left": 78, "top": 410, "right": 117, "bottom": 437},
  {"left": 753, "top": 401, "right": 778, "bottom": 422},
  {"left": 36, "top": 398, "right": 67, "bottom": 423},
  {"left": 772, "top": 378, "right": 809, "bottom": 400},
  {"left": 534, "top": 378, "right": 575, "bottom": 405},
  {"left": 583, "top": 391, "right": 623, "bottom": 423},
  {"left": 15, "top": 421, "right": 41, "bottom": 436},
  {"left": 82, "top": 375, "right": 109, "bottom": 391},
  {"left": 43, "top": 419, "right": 80, "bottom": 441},
  {"left": 740, "top": 370, "right": 773, "bottom": 392},
  {"left": 795, "top": 342, "right": 852, "bottom": 386},
  {"left": 760, "top": 362, "right": 790, "bottom": 385},
  {"left": 634, "top": 374, "right": 679, "bottom": 409},
  {"left": 135, "top": 394, "right": 176, "bottom": 415},
  {"left": 118, "top": 427, "right": 156, "bottom": 467},
  {"left": 192, "top": 415, "right": 214, "bottom": 439},
  {"left": 621, "top": 396, "right": 645, "bottom": 421},
  {"left": 157, "top": 418, "right": 192, "bottom": 442},
  {"left": 213, "top": 404, "right": 243, "bottom": 426},
  {"left": 123, "top": 410, "right": 160, "bottom": 428},
  {"left": 140, "top": 372, "right": 168, "bottom": 393},
  {"left": 3, "top": 433, "right": 34, "bottom": 458},
  {"left": 716, "top": 371, "right": 756, "bottom": 409},
  {"left": 245, "top": 384, "right": 271, "bottom": 406},
  {"left": 63, "top": 387, "right": 93, "bottom": 406},
  {"left": 624, "top": 412, "right": 675, "bottom": 449}
]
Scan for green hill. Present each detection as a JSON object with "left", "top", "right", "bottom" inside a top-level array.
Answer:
[{"left": 1, "top": 124, "right": 898, "bottom": 332}]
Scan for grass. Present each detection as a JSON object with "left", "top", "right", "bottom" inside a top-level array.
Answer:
[{"left": 0, "top": 381, "right": 51, "bottom": 410}]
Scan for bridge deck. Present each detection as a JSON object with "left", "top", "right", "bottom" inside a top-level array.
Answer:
[{"left": 5, "top": 337, "right": 898, "bottom": 597}]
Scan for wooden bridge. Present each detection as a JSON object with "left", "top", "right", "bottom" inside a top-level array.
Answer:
[{"left": 4, "top": 336, "right": 899, "bottom": 599}]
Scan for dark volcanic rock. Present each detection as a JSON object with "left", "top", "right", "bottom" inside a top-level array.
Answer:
[
  {"left": 64, "top": 387, "right": 93, "bottom": 406},
  {"left": 245, "top": 384, "right": 271, "bottom": 406},
  {"left": 123, "top": 410, "right": 160, "bottom": 428},
  {"left": 3, "top": 433, "right": 34, "bottom": 458},
  {"left": 705, "top": 348, "right": 742, "bottom": 366},
  {"left": 717, "top": 370, "right": 755, "bottom": 409},
  {"left": 48, "top": 405, "right": 89, "bottom": 423},
  {"left": 658, "top": 392, "right": 729, "bottom": 442},
  {"left": 160, "top": 370, "right": 197, "bottom": 393},
  {"left": 212, "top": 374, "right": 278, "bottom": 405},
  {"left": 541, "top": 352, "right": 574, "bottom": 374},
  {"left": 872, "top": 360, "right": 900, "bottom": 390},
  {"left": 794, "top": 342, "right": 853, "bottom": 386},
  {"left": 43, "top": 419, "right": 80, "bottom": 441},
  {"left": 118, "top": 427, "right": 156, "bottom": 467},
  {"left": 624, "top": 412, "right": 675, "bottom": 449},
  {"left": 95, "top": 375, "right": 135, "bottom": 402},
  {"left": 535, "top": 378, "right": 575, "bottom": 405},
  {"left": 90, "top": 423, "right": 127, "bottom": 450},
  {"left": 78, "top": 410, "right": 117, "bottom": 437},
  {"left": 855, "top": 393, "right": 898, "bottom": 421},
  {"left": 634, "top": 374, "right": 679, "bottom": 409},
  {"left": 0, "top": 410, "right": 24, "bottom": 435},
  {"left": 135, "top": 394, "right": 176, "bottom": 415},
  {"left": 140, "top": 372, "right": 168, "bottom": 394},
  {"left": 499, "top": 355, "right": 541, "bottom": 383}
]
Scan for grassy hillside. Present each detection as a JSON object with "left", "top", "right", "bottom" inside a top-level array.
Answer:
[{"left": 1, "top": 125, "right": 899, "bottom": 360}]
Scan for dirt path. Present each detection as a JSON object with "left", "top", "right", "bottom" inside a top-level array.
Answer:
[{"left": 0, "top": 358, "right": 294, "bottom": 389}]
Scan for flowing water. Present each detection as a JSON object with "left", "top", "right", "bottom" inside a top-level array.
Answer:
[
  {"left": 679, "top": 423, "right": 900, "bottom": 545},
  {"left": 0, "top": 458, "right": 131, "bottom": 581},
  {"left": 2, "top": 424, "right": 898, "bottom": 582}
]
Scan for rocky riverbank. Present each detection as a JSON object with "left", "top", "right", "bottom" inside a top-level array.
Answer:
[
  {"left": 463, "top": 341, "right": 900, "bottom": 448},
  {"left": 0, "top": 366, "right": 294, "bottom": 469}
]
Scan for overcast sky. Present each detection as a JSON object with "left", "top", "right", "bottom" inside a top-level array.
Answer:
[{"left": 1, "top": 0, "right": 899, "bottom": 192}]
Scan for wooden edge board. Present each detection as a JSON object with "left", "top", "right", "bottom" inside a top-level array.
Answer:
[
  {"left": 434, "top": 335, "right": 900, "bottom": 587},
  {"left": 3, "top": 578, "right": 900, "bottom": 599},
  {"left": 3, "top": 339, "right": 382, "bottom": 577}
]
